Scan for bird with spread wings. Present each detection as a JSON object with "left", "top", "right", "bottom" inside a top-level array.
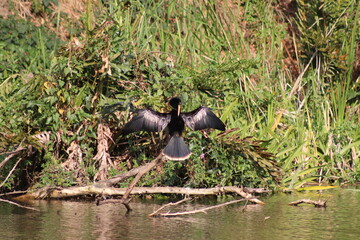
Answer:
[{"left": 122, "top": 97, "right": 225, "bottom": 160}]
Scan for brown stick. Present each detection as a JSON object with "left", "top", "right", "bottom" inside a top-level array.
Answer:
[
  {"left": 0, "top": 138, "right": 26, "bottom": 170},
  {"left": 150, "top": 198, "right": 249, "bottom": 217},
  {"left": 122, "top": 154, "right": 164, "bottom": 201},
  {"left": 288, "top": 199, "right": 326, "bottom": 208},
  {"left": 0, "top": 157, "right": 23, "bottom": 188},
  {"left": 0, "top": 190, "right": 28, "bottom": 197}
]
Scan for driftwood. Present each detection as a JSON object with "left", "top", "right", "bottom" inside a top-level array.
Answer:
[
  {"left": 16, "top": 185, "right": 266, "bottom": 204},
  {"left": 149, "top": 198, "right": 250, "bottom": 217},
  {"left": 288, "top": 199, "right": 326, "bottom": 208}
]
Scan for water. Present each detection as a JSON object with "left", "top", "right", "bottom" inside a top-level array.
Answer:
[{"left": 1, "top": 188, "right": 360, "bottom": 240}]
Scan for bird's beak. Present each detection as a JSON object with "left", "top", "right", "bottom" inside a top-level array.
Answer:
[{"left": 177, "top": 104, "right": 181, "bottom": 116}]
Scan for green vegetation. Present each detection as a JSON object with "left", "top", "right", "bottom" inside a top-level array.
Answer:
[{"left": 0, "top": 0, "right": 359, "bottom": 193}]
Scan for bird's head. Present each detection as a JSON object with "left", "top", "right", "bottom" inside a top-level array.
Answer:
[{"left": 169, "top": 97, "right": 182, "bottom": 116}]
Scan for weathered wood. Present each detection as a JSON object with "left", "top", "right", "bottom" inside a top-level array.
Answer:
[
  {"left": 16, "top": 186, "right": 267, "bottom": 204},
  {"left": 288, "top": 199, "right": 326, "bottom": 208}
]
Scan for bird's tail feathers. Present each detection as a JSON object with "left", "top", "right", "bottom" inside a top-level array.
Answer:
[{"left": 163, "top": 136, "right": 191, "bottom": 161}]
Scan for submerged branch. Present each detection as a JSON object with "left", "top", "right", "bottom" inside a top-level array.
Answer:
[
  {"left": 150, "top": 198, "right": 250, "bottom": 217},
  {"left": 288, "top": 199, "right": 326, "bottom": 208},
  {"left": 148, "top": 197, "right": 193, "bottom": 217},
  {"left": 0, "top": 198, "right": 40, "bottom": 211}
]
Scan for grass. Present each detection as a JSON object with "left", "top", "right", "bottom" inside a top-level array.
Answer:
[{"left": 0, "top": 0, "right": 359, "bottom": 192}]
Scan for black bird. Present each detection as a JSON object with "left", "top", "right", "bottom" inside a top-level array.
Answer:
[{"left": 122, "top": 97, "right": 225, "bottom": 160}]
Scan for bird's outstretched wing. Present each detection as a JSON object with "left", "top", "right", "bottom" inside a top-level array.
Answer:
[
  {"left": 122, "top": 109, "right": 171, "bottom": 135},
  {"left": 181, "top": 107, "right": 225, "bottom": 131}
]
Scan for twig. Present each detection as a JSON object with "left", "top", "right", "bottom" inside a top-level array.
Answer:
[
  {"left": 149, "top": 197, "right": 193, "bottom": 217},
  {"left": 150, "top": 198, "right": 250, "bottom": 217},
  {"left": 288, "top": 199, "right": 326, "bottom": 208},
  {"left": 0, "top": 190, "right": 28, "bottom": 197},
  {"left": 0, "top": 148, "right": 26, "bottom": 156},
  {"left": 0, "top": 138, "right": 26, "bottom": 170},
  {"left": 0, "top": 198, "right": 40, "bottom": 211},
  {"left": 0, "top": 157, "right": 23, "bottom": 188}
]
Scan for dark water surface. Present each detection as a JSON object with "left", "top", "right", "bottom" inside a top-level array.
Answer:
[{"left": 1, "top": 188, "right": 360, "bottom": 240}]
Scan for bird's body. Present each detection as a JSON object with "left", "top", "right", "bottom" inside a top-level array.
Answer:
[
  {"left": 167, "top": 109, "right": 185, "bottom": 136},
  {"left": 122, "top": 97, "right": 225, "bottom": 160}
]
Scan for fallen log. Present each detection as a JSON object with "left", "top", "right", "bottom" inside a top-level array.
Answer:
[{"left": 15, "top": 186, "right": 267, "bottom": 204}]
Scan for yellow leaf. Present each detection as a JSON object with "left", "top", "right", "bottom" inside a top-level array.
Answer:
[{"left": 297, "top": 185, "right": 338, "bottom": 191}]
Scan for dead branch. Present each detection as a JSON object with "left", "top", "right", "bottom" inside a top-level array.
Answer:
[
  {"left": 122, "top": 155, "right": 164, "bottom": 199},
  {"left": 0, "top": 198, "right": 40, "bottom": 211},
  {"left": 150, "top": 198, "right": 249, "bottom": 217},
  {"left": 95, "top": 155, "right": 165, "bottom": 187},
  {"left": 0, "top": 190, "right": 28, "bottom": 197},
  {"left": 0, "top": 138, "right": 26, "bottom": 170},
  {"left": 149, "top": 197, "right": 193, "bottom": 217},
  {"left": 288, "top": 199, "right": 326, "bottom": 208},
  {"left": 0, "top": 148, "right": 26, "bottom": 156},
  {"left": 97, "top": 154, "right": 166, "bottom": 210},
  {"left": 17, "top": 186, "right": 267, "bottom": 203}
]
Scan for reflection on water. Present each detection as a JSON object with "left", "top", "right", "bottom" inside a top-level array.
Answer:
[{"left": 1, "top": 188, "right": 360, "bottom": 240}]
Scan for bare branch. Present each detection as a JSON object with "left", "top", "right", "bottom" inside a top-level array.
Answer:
[
  {"left": 0, "top": 138, "right": 26, "bottom": 170},
  {"left": 149, "top": 197, "right": 193, "bottom": 217},
  {"left": 97, "top": 154, "right": 165, "bottom": 210},
  {"left": 0, "top": 198, "right": 40, "bottom": 211},
  {"left": 0, "top": 190, "right": 28, "bottom": 197},
  {"left": 0, "top": 157, "right": 23, "bottom": 188},
  {"left": 288, "top": 199, "right": 326, "bottom": 208},
  {"left": 150, "top": 198, "right": 249, "bottom": 217}
]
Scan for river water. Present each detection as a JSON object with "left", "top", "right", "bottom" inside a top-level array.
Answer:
[{"left": 1, "top": 188, "right": 360, "bottom": 240}]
